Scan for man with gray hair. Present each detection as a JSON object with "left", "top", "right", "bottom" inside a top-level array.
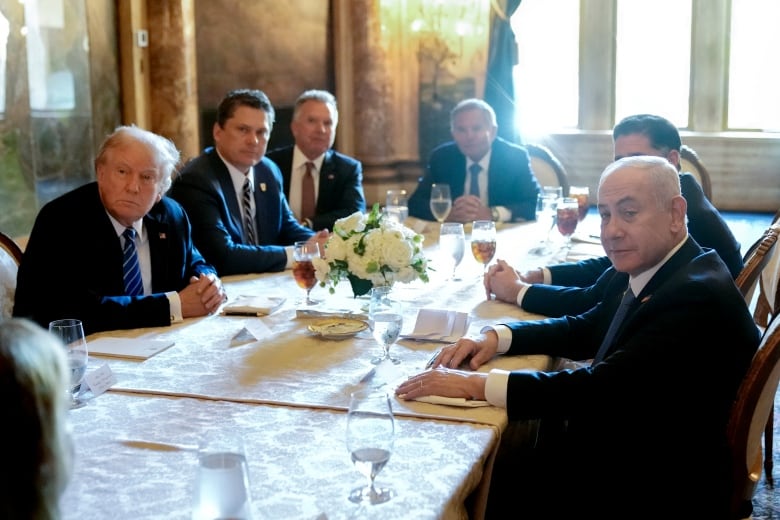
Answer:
[
  {"left": 408, "top": 98, "right": 540, "bottom": 223},
  {"left": 14, "top": 125, "right": 225, "bottom": 334},
  {"left": 267, "top": 89, "right": 366, "bottom": 231},
  {"left": 398, "top": 156, "right": 758, "bottom": 518}
]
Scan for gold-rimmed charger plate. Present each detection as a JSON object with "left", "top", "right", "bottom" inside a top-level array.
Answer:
[{"left": 308, "top": 318, "right": 368, "bottom": 339}]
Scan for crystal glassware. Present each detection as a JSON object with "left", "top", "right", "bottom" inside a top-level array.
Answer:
[
  {"left": 438, "top": 222, "right": 465, "bottom": 281},
  {"left": 385, "top": 189, "right": 408, "bottom": 224},
  {"left": 569, "top": 185, "right": 590, "bottom": 221},
  {"left": 192, "top": 432, "right": 253, "bottom": 520},
  {"left": 470, "top": 220, "right": 496, "bottom": 274},
  {"left": 48, "top": 318, "right": 89, "bottom": 409},
  {"left": 346, "top": 391, "right": 396, "bottom": 505},
  {"left": 292, "top": 241, "right": 320, "bottom": 305},
  {"left": 429, "top": 183, "right": 452, "bottom": 223},
  {"left": 556, "top": 197, "right": 579, "bottom": 248},
  {"left": 528, "top": 189, "right": 561, "bottom": 256},
  {"left": 368, "top": 286, "right": 403, "bottom": 365}
]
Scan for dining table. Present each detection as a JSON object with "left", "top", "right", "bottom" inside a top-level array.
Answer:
[{"left": 59, "top": 217, "right": 605, "bottom": 520}]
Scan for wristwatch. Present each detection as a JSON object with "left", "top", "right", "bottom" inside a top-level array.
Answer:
[{"left": 491, "top": 207, "right": 500, "bottom": 222}]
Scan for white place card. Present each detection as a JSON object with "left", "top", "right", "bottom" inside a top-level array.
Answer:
[
  {"left": 401, "top": 308, "right": 471, "bottom": 343},
  {"left": 83, "top": 363, "right": 117, "bottom": 396}
]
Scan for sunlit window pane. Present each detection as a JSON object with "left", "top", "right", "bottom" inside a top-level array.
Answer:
[
  {"left": 615, "top": 0, "right": 691, "bottom": 128},
  {"left": 511, "top": 0, "right": 579, "bottom": 138},
  {"left": 728, "top": 0, "right": 780, "bottom": 131}
]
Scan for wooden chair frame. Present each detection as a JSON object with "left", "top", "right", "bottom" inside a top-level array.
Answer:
[
  {"left": 0, "top": 231, "right": 23, "bottom": 265},
  {"left": 735, "top": 223, "right": 780, "bottom": 302},
  {"left": 727, "top": 314, "right": 780, "bottom": 518},
  {"left": 526, "top": 143, "right": 570, "bottom": 196},
  {"left": 680, "top": 144, "right": 714, "bottom": 201}
]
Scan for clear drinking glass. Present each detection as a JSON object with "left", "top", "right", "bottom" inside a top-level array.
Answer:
[
  {"left": 292, "top": 241, "right": 320, "bottom": 305},
  {"left": 529, "top": 186, "right": 561, "bottom": 255},
  {"left": 368, "top": 286, "right": 403, "bottom": 365},
  {"left": 569, "top": 185, "right": 590, "bottom": 221},
  {"left": 48, "top": 318, "right": 88, "bottom": 409},
  {"left": 438, "top": 222, "right": 465, "bottom": 281},
  {"left": 556, "top": 197, "right": 580, "bottom": 249},
  {"left": 470, "top": 220, "right": 496, "bottom": 274},
  {"left": 385, "top": 189, "right": 408, "bottom": 224},
  {"left": 346, "top": 391, "right": 396, "bottom": 505},
  {"left": 429, "top": 183, "right": 452, "bottom": 223},
  {"left": 192, "top": 432, "right": 253, "bottom": 520}
]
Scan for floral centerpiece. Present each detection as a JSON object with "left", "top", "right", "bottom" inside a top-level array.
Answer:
[{"left": 313, "top": 204, "right": 429, "bottom": 297}]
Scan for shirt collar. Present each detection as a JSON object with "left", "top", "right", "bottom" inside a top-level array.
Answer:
[
  {"left": 293, "top": 145, "right": 324, "bottom": 173},
  {"left": 628, "top": 234, "right": 689, "bottom": 296}
]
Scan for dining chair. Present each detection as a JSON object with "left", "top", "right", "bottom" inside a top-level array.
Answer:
[
  {"left": 680, "top": 144, "right": 714, "bottom": 201},
  {"left": 735, "top": 223, "right": 780, "bottom": 304},
  {"left": 726, "top": 313, "right": 780, "bottom": 519},
  {"left": 526, "top": 143, "right": 570, "bottom": 196},
  {"left": 0, "top": 230, "right": 23, "bottom": 318}
]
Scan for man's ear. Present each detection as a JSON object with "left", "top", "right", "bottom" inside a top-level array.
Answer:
[{"left": 670, "top": 195, "right": 687, "bottom": 230}]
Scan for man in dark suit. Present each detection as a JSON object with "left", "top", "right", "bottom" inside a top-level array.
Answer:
[
  {"left": 266, "top": 89, "right": 366, "bottom": 231},
  {"left": 13, "top": 126, "right": 226, "bottom": 335},
  {"left": 398, "top": 156, "right": 759, "bottom": 518},
  {"left": 485, "top": 113, "right": 745, "bottom": 316},
  {"left": 407, "top": 98, "right": 540, "bottom": 223},
  {"left": 168, "top": 89, "right": 329, "bottom": 276}
]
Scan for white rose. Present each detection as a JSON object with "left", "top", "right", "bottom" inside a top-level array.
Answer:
[{"left": 334, "top": 211, "right": 367, "bottom": 237}]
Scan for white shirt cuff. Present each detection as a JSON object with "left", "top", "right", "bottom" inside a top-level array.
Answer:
[
  {"left": 167, "top": 291, "right": 183, "bottom": 322},
  {"left": 517, "top": 284, "right": 531, "bottom": 308},
  {"left": 284, "top": 246, "right": 294, "bottom": 269},
  {"left": 542, "top": 267, "right": 552, "bottom": 284},
  {"left": 485, "top": 369, "right": 509, "bottom": 408}
]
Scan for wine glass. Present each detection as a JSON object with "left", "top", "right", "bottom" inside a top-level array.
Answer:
[
  {"left": 529, "top": 187, "right": 562, "bottom": 255},
  {"left": 345, "top": 391, "right": 396, "bottom": 505},
  {"left": 385, "top": 189, "right": 408, "bottom": 224},
  {"left": 556, "top": 197, "right": 579, "bottom": 249},
  {"left": 292, "top": 241, "right": 320, "bottom": 305},
  {"left": 569, "top": 185, "right": 590, "bottom": 222},
  {"left": 48, "top": 318, "right": 88, "bottom": 409},
  {"left": 429, "top": 183, "right": 452, "bottom": 223},
  {"left": 368, "top": 286, "right": 402, "bottom": 365},
  {"left": 471, "top": 220, "right": 496, "bottom": 274},
  {"left": 439, "top": 222, "right": 465, "bottom": 281},
  {"left": 192, "top": 432, "right": 252, "bottom": 520}
]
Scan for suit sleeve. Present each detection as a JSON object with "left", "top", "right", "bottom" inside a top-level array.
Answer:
[
  {"left": 310, "top": 155, "right": 366, "bottom": 231},
  {"left": 547, "top": 256, "right": 612, "bottom": 287},
  {"left": 522, "top": 268, "right": 621, "bottom": 317},
  {"left": 407, "top": 163, "right": 438, "bottom": 221}
]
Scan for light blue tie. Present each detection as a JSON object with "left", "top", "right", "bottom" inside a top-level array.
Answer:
[
  {"left": 469, "top": 163, "right": 482, "bottom": 198},
  {"left": 122, "top": 228, "right": 143, "bottom": 296}
]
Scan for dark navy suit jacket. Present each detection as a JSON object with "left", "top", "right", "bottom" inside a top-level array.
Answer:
[
  {"left": 266, "top": 145, "right": 366, "bottom": 231},
  {"left": 13, "top": 182, "right": 216, "bottom": 334},
  {"left": 501, "top": 237, "right": 759, "bottom": 516},
  {"left": 524, "top": 173, "right": 744, "bottom": 317},
  {"left": 408, "top": 137, "right": 540, "bottom": 221},
  {"left": 168, "top": 148, "right": 313, "bottom": 276}
]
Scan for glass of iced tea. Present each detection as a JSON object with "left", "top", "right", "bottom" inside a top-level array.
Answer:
[
  {"left": 569, "top": 186, "right": 590, "bottom": 221},
  {"left": 556, "top": 197, "right": 579, "bottom": 248},
  {"left": 293, "top": 241, "right": 320, "bottom": 305},
  {"left": 471, "top": 220, "right": 497, "bottom": 274}
]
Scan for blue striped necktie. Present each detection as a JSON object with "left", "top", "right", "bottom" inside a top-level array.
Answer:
[
  {"left": 469, "top": 163, "right": 482, "bottom": 198},
  {"left": 122, "top": 227, "right": 143, "bottom": 296}
]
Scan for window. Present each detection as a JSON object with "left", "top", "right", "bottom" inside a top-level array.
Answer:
[{"left": 512, "top": 0, "right": 780, "bottom": 135}]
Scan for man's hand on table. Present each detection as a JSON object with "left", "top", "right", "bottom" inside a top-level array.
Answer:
[
  {"left": 180, "top": 273, "right": 227, "bottom": 317},
  {"left": 484, "top": 259, "right": 530, "bottom": 303}
]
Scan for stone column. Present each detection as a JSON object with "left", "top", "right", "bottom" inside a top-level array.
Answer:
[{"left": 147, "top": 0, "right": 200, "bottom": 161}]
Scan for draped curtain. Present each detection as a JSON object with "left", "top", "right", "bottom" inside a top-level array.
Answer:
[{"left": 484, "top": 0, "right": 522, "bottom": 143}]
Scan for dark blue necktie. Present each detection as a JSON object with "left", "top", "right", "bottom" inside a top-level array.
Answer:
[
  {"left": 593, "top": 288, "right": 635, "bottom": 364},
  {"left": 469, "top": 163, "right": 482, "bottom": 198},
  {"left": 122, "top": 228, "right": 143, "bottom": 296}
]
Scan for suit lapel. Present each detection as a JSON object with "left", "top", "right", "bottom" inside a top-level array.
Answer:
[
  {"left": 144, "top": 213, "right": 169, "bottom": 292},
  {"left": 209, "top": 151, "right": 245, "bottom": 238}
]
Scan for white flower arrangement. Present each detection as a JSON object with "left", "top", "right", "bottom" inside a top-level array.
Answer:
[{"left": 312, "top": 204, "right": 429, "bottom": 296}]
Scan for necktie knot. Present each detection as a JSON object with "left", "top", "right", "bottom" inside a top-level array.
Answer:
[
  {"left": 469, "top": 163, "right": 482, "bottom": 198},
  {"left": 123, "top": 227, "right": 136, "bottom": 241}
]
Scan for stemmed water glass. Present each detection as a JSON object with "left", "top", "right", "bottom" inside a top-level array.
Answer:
[
  {"left": 439, "top": 222, "right": 465, "bottom": 281},
  {"left": 569, "top": 185, "right": 590, "bottom": 222},
  {"left": 292, "top": 241, "right": 320, "bottom": 305},
  {"left": 429, "top": 183, "right": 452, "bottom": 223},
  {"left": 556, "top": 197, "right": 580, "bottom": 249},
  {"left": 470, "top": 220, "right": 496, "bottom": 275},
  {"left": 385, "top": 189, "right": 408, "bottom": 224},
  {"left": 368, "top": 286, "right": 403, "bottom": 365},
  {"left": 48, "top": 318, "right": 88, "bottom": 409},
  {"left": 529, "top": 186, "right": 562, "bottom": 255},
  {"left": 346, "top": 391, "right": 396, "bottom": 505}
]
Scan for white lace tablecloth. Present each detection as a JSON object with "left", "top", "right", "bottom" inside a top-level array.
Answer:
[{"left": 60, "top": 391, "right": 496, "bottom": 520}]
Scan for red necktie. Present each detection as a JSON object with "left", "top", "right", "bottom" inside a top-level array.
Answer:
[{"left": 302, "top": 162, "right": 316, "bottom": 221}]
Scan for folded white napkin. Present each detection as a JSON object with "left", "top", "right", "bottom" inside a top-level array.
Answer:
[
  {"left": 222, "top": 295, "right": 286, "bottom": 316},
  {"left": 400, "top": 308, "right": 470, "bottom": 343},
  {"left": 411, "top": 395, "right": 490, "bottom": 408}
]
